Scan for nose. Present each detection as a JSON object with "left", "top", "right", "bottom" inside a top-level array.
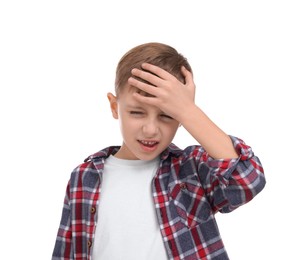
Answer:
[{"left": 142, "top": 118, "right": 159, "bottom": 137}]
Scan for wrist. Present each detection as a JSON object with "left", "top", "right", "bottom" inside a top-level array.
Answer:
[{"left": 177, "top": 103, "right": 200, "bottom": 125}]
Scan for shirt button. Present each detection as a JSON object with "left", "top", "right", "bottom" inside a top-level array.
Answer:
[
  {"left": 87, "top": 240, "right": 92, "bottom": 248},
  {"left": 91, "top": 206, "right": 96, "bottom": 214},
  {"left": 180, "top": 182, "right": 187, "bottom": 190}
]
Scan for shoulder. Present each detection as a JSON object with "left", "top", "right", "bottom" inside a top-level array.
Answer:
[{"left": 69, "top": 146, "right": 121, "bottom": 184}]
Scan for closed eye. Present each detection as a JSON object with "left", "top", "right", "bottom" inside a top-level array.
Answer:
[
  {"left": 160, "top": 114, "right": 173, "bottom": 120},
  {"left": 130, "top": 111, "right": 144, "bottom": 115}
]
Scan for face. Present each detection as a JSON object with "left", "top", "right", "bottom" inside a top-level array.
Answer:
[{"left": 107, "top": 86, "right": 180, "bottom": 160}]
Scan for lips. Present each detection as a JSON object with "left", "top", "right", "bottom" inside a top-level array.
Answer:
[{"left": 138, "top": 140, "right": 160, "bottom": 153}]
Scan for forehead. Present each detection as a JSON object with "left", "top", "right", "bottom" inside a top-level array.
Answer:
[
  {"left": 119, "top": 84, "right": 155, "bottom": 98},
  {"left": 118, "top": 84, "right": 158, "bottom": 109}
]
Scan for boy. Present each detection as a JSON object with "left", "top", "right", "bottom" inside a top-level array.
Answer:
[{"left": 52, "top": 42, "right": 266, "bottom": 260}]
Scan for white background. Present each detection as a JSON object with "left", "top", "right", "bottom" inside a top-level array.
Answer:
[{"left": 0, "top": 0, "right": 297, "bottom": 259}]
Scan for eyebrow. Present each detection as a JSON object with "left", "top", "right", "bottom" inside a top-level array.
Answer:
[
  {"left": 126, "top": 105, "right": 169, "bottom": 116},
  {"left": 126, "top": 105, "right": 145, "bottom": 110}
]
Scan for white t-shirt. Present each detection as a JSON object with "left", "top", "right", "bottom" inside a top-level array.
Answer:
[{"left": 91, "top": 155, "right": 168, "bottom": 260}]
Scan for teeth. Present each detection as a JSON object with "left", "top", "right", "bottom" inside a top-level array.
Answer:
[{"left": 141, "top": 141, "right": 157, "bottom": 145}]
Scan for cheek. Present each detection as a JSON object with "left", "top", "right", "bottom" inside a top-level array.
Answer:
[
  {"left": 162, "top": 124, "right": 179, "bottom": 139},
  {"left": 119, "top": 116, "right": 139, "bottom": 134}
]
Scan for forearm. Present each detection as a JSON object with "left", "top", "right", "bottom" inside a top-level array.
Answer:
[{"left": 179, "top": 104, "right": 238, "bottom": 159}]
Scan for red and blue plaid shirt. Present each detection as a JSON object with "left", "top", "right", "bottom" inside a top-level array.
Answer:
[{"left": 52, "top": 136, "right": 265, "bottom": 260}]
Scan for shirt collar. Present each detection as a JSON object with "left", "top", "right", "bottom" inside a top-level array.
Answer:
[
  {"left": 84, "top": 146, "right": 120, "bottom": 162},
  {"left": 84, "top": 143, "right": 183, "bottom": 162},
  {"left": 160, "top": 143, "right": 183, "bottom": 160}
]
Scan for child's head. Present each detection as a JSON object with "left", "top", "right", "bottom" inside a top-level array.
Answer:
[
  {"left": 115, "top": 42, "right": 192, "bottom": 96},
  {"left": 108, "top": 42, "right": 192, "bottom": 160}
]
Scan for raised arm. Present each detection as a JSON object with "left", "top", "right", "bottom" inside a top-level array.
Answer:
[{"left": 128, "top": 63, "right": 238, "bottom": 159}]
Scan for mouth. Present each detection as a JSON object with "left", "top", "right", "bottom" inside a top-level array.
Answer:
[{"left": 138, "top": 140, "right": 159, "bottom": 151}]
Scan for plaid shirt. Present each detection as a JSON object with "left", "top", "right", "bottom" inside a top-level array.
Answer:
[{"left": 52, "top": 136, "right": 265, "bottom": 260}]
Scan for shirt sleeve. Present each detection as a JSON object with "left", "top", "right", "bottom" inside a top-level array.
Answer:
[
  {"left": 52, "top": 180, "right": 74, "bottom": 259},
  {"left": 196, "top": 135, "right": 266, "bottom": 214}
]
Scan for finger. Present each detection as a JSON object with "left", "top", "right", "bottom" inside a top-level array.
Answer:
[
  {"left": 128, "top": 76, "right": 159, "bottom": 96},
  {"left": 131, "top": 67, "right": 163, "bottom": 87},
  {"left": 181, "top": 66, "right": 194, "bottom": 85},
  {"left": 132, "top": 92, "right": 160, "bottom": 107},
  {"left": 141, "top": 63, "right": 177, "bottom": 81}
]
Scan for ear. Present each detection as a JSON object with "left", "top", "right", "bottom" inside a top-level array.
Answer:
[{"left": 107, "top": 92, "right": 119, "bottom": 119}]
